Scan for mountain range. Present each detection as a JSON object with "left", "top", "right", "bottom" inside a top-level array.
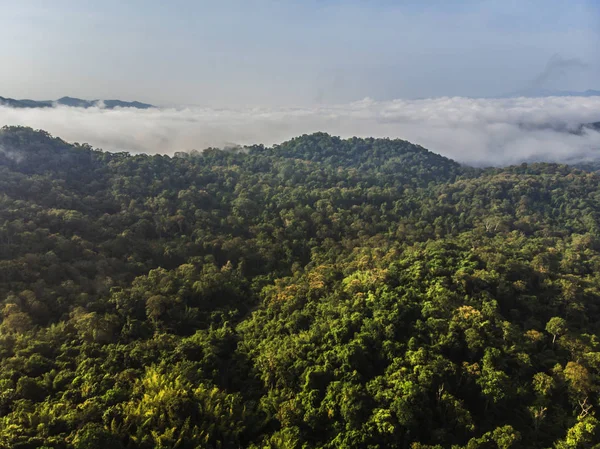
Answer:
[
  {"left": 518, "top": 121, "right": 600, "bottom": 135},
  {"left": 3, "top": 89, "right": 600, "bottom": 110},
  {"left": 0, "top": 95, "right": 154, "bottom": 109},
  {"left": 500, "top": 88, "right": 600, "bottom": 98}
]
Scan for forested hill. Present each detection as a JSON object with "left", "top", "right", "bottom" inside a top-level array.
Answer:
[{"left": 1, "top": 125, "right": 600, "bottom": 448}]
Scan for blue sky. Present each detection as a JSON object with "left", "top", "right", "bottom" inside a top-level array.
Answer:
[{"left": 1, "top": 0, "right": 599, "bottom": 106}]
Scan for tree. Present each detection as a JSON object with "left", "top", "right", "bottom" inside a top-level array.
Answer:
[{"left": 545, "top": 317, "right": 568, "bottom": 345}]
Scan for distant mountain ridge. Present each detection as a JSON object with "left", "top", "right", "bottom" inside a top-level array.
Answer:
[
  {"left": 517, "top": 121, "right": 600, "bottom": 135},
  {"left": 0, "top": 95, "right": 154, "bottom": 109},
  {"left": 500, "top": 88, "right": 600, "bottom": 98}
]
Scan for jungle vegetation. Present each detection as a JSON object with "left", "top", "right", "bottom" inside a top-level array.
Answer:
[{"left": 0, "top": 126, "right": 600, "bottom": 448}]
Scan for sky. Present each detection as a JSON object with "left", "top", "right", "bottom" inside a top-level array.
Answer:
[
  {"left": 1, "top": 0, "right": 599, "bottom": 107},
  {"left": 1, "top": 1, "right": 600, "bottom": 166}
]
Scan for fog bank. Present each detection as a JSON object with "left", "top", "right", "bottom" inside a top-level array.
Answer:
[{"left": 1, "top": 96, "right": 600, "bottom": 166}]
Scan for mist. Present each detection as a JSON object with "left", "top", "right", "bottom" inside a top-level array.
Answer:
[{"left": 1, "top": 95, "right": 600, "bottom": 166}]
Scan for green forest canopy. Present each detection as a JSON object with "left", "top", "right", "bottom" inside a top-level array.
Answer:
[{"left": 0, "top": 125, "right": 600, "bottom": 448}]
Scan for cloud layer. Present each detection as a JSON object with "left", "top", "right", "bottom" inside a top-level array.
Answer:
[{"left": 1, "top": 96, "right": 600, "bottom": 166}]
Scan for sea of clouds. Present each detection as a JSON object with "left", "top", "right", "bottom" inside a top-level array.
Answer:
[{"left": 1, "top": 96, "right": 600, "bottom": 166}]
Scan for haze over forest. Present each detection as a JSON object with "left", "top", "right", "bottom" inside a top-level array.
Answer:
[{"left": 0, "top": 95, "right": 599, "bottom": 166}]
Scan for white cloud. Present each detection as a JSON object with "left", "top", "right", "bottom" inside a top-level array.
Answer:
[{"left": 1, "top": 96, "right": 600, "bottom": 166}]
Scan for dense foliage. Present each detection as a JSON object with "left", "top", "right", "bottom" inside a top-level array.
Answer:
[{"left": 1, "top": 125, "right": 600, "bottom": 448}]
